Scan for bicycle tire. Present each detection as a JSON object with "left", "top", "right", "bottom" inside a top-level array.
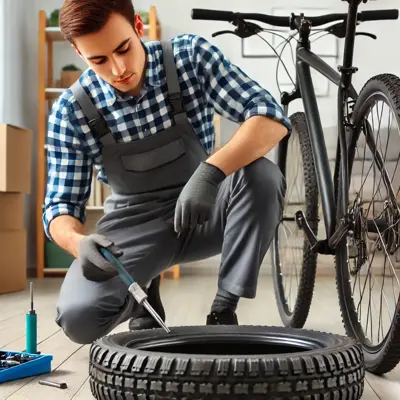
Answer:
[
  {"left": 336, "top": 73, "right": 400, "bottom": 375},
  {"left": 89, "top": 325, "right": 365, "bottom": 399},
  {"left": 272, "top": 112, "right": 319, "bottom": 328}
]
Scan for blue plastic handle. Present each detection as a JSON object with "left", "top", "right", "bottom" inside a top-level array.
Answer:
[{"left": 99, "top": 247, "right": 135, "bottom": 287}]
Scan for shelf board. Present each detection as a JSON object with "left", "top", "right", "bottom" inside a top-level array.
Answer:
[
  {"left": 87, "top": 206, "right": 104, "bottom": 211},
  {"left": 45, "top": 27, "right": 65, "bottom": 41},
  {"left": 45, "top": 87, "right": 66, "bottom": 99},
  {"left": 43, "top": 268, "right": 68, "bottom": 275},
  {"left": 46, "top": 25, "right": 151, "bottom": 42}
]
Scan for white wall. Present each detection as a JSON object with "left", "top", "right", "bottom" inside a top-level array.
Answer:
[
  {"left": 0, "top": 1, "right": 33, "bottom": 126},
  {"left": 0, "top": 0, "right": 36, "bottom": 271},
  {"left": 2, "top": 0, "right": 399, "bottom": 272}
]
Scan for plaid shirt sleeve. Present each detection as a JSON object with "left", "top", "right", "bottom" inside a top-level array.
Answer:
[
  {"left": 190, "top": 35, "right": 292, "bottom": 132},
  {"left": 43, "top": 96, "right": 93, "bottom": 240}
]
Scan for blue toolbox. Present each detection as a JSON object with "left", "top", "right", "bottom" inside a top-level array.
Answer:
[
  {"left": 0, "top": 351, "right": 53, "bottom": 383},
  {"left": 0, "top": 283, "right": 53, "bottom": 384}
]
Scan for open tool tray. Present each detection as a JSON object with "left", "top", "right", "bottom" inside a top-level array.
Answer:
[{"left": 0, "top": 350, "right": 53, "bottom": 383}]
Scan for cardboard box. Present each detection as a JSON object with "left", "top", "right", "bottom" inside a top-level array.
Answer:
[
  {"left": 0, "top": 230, "right": 27, "bottom": 294},
  {"left": 0, "top": 193, "right": 25, "bottom": 230},
  {"left": 0, "top": 124, "right": 32, "bottom": 193}
]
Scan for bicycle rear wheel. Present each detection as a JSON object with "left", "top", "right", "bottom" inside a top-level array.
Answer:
[
  {"left": 272, "top": 112, "right": 319, "bottom": 328},
  {"left": 336, "top": 73, "right": 400, "bottom": 374}
]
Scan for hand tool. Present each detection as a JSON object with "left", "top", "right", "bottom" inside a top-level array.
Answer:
[
  {"left": 99, "top": 247, "right": 170, "bottom": 333},
  {"left": 0, "top": 360, "right": 20, "bottom": 368},
  {"left": 6, "top": 354, "right": 34, "bottom": 363},
  {"left": 38, "top": 380, "right": 68, "bottom": 389},
  {"left": 26, "top": 282, "right": 38, "bottom": 354}
]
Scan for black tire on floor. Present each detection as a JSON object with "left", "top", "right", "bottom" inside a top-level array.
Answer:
[{"left": 89, "top": 325, "right": 365, "bottom": 399}]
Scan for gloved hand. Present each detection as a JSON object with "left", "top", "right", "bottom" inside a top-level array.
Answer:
[
  {"left": 78, "top": 234, "right": 123, "bottom": 282},
  {"left": 174, "top": 161, "right": 226, "bottom": 233}
]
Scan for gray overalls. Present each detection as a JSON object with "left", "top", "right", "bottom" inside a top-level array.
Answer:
[{"left": 55, "top": 40, "right": 286, "bottom": 344}]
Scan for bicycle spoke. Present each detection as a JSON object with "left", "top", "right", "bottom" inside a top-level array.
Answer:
[
  {"left": 347, "top": 94, "right": 400, "bottom": 347},
  {"left": 278, "top": 132, "right": 306, "bottom": 312},
  {"left": 378, "top": 255, "right": 388, "bottom": 343}
]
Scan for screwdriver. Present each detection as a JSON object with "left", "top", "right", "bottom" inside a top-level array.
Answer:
[
  {"left": 26, "top": 282, "right": 37, "bottom": 354},
  {"left": 99, "top": 248, "right": 170, "bottom": 333}
]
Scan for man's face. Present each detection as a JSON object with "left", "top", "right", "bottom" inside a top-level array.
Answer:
[{"left": 73, "top": 12, "right": 146, "bottom": 95}]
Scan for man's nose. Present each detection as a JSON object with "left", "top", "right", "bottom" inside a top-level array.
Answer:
[{"left": 111, "top": 57, "right": 126, "bottom": 77}]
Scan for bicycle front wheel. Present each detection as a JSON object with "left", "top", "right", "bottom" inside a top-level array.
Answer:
[
  {"left": 272, "top": 112, "right": 320, "bottom": 328},
  {"left": 336, "top": 73, "right": 400, "bottom": 375}
]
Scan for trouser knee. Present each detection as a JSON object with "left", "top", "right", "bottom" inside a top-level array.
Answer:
[
  {"left": 55, "top": 303, "right": 105, "bottom": 345},
  {"left": 242, "top": 157, "right": 286, "bottom": 211}
]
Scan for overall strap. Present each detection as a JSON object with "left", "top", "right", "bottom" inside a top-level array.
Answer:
[
  {"left": 70, "top": 80, "right": 114, "bottom": 144},
  {"left": 160, "top": 40, "right": 185, "bottom": 123}
]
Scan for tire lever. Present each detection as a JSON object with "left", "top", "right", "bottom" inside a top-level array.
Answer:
[{"left": 99, "top": 247, "right": 171, "bottom": 333}]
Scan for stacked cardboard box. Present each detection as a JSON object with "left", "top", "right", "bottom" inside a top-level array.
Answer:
[{"left": 0, "top": 124, "right": 32, "bottom": 294}]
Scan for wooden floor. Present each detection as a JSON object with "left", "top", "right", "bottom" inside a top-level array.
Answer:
[{"left": 0, "top": 272, "right": 399, "bottom": 399}]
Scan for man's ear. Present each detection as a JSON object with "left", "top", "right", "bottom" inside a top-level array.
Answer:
[{"left": 134, "top": 14, "right": 145, "bottom": 37}]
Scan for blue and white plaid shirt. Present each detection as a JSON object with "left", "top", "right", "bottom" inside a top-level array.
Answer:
[{"left": 43, "top": 34, "right": 291, "bottom": 239}]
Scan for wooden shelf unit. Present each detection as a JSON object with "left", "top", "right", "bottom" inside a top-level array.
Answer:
[{"left": 36, "top": 7, "right": 174, "bottom": 278}]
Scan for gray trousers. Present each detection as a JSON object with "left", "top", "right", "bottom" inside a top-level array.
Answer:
[{"left": 55, "top": 158, "right": 286, "bottom": 344}]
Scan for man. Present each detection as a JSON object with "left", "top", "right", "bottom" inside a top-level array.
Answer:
[{"left": 44, "top": 0, "right": 290, "bottom": 345}]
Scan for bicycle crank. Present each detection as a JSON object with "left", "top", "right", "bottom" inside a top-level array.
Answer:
[{"left": 295, "top": 211, "right": 333, "bottom": 254}]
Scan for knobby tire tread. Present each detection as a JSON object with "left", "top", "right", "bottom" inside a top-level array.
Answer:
[
  {"left": 335, "top": 73, "right": 400, "bottom": 375},
  {"left": 88, "top": 326, "right": 365, "bottom": 399},
  {"left": 273, "top": 112, "right": 319, "bottom": 329}
]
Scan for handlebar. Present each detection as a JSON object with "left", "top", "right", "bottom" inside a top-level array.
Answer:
[
  {"left": 191, "top": 9, "right": 290, "bottom": 27},
  {"left": 191, "top": 8, "right": 399, "bottom": 27},
  {"left": 359, "top": 9, "right": 399, "bottom": 22}
]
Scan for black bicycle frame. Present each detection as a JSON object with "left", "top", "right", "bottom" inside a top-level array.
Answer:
[{"left": 280, "top": 0, "right": 362, "bottom": 246}]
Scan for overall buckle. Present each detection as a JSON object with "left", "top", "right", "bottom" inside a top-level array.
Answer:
[
  {"left": 169, "top": 93, "right": 184, "bottom": 115},
  {"left": 88, "top": 117, "right": 110, "bottom": 138}
]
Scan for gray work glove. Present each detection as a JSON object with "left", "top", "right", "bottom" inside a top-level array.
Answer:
[
  {"left": 78, "top": 234, "right": 123, "bottom": 282},
  {"left": 174, "top": 161, "right": 226, "bottom": 233}
]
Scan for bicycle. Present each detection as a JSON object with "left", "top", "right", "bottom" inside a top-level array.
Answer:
[{"left": 192, "top": 0, "right": 400, "bottom": 375}]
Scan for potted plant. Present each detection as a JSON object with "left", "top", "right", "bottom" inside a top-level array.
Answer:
[
  {"left": 61, "top": 64, "right": 82, "bottom": 87},
  {"left": 139, "top": 11, "right": 149, "bottom": 25},
  {"left": 48, "top": 9, "right": 59, "bottom": 27}
]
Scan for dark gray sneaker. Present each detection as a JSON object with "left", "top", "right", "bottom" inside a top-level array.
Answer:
[
  {"left": 128, "top": 276, "right": 165, "bottom": 330},
  {"left": 206, "top": 310, "right": 238, "bottom": 325}
]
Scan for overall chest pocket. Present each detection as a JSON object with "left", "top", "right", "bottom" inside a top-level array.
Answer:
[
  {"left": 103, "top": 136, "right": 198, "bottom": 195},
  {"left": 121, "top": 138, "right": 186, "bottom": 172}
]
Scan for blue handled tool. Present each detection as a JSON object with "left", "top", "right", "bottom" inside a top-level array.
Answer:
[
  {"left": 26, "top": 282, "right": 37, "bottom": 354},
  {"left": 99, "top": 247, "right": 170, "bottom": 333}
]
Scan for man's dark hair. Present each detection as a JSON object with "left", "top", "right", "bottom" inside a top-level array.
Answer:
[{"left": 59, "top": 0, "right": 136, "bottom": 44}]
